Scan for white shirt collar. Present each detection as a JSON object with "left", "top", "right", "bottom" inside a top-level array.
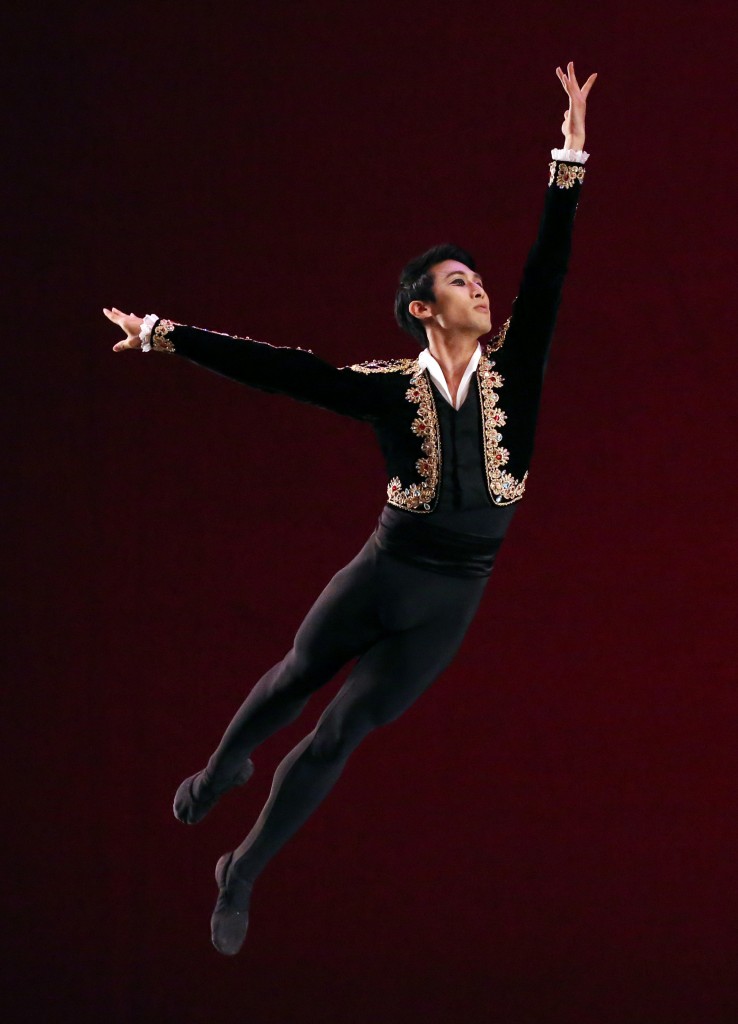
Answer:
[{"left": 418, "top": 343, "right": 482, "bottom": 410}]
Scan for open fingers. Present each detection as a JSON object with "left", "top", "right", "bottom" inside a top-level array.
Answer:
[
  {"left": 580, "top": 72, "right": 598, "bottom": 98},
  {"left": 557, "top": 62, "right": 597, "bottom": 101},
  {"left": 104, "top": 306, "right": 141, "bottom": 351},
  {"left": 103, "top": 306, "right": 130, "bottom": 322}
]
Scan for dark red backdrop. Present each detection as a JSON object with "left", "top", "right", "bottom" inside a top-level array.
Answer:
[{"left": 5, "top": 2, "right": 737, "bottom": 1022}]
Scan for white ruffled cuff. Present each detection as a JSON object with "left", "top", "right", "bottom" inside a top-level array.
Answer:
[
  {"left": 139, "top": 313, "right": 159, "bottom": 353},
  {"left": 551, "top": 147, "right": 589, "bottom": 164}
]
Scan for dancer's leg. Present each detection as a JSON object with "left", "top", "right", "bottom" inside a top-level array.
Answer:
[
  {"left": 210, "top": 557, "right": 488, "bottom": 952},
  {"left": 228, "top": 564, "right": 487, "bottom": 885}
]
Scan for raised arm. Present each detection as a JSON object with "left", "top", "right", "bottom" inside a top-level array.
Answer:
[{"left": 494, "top": 61, "right": 597, "bottom": 371}]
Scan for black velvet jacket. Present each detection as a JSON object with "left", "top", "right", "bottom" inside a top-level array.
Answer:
[{"left": 148, "top": 157, "right": 586, "bottom": 512}]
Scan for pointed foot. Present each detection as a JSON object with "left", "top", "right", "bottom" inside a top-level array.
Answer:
[
  {"left": 173, "top": 759, "right": 255, "bottom": 825},
  {"left": 211, "top": 852, "right": 252, "bottom": 955}
]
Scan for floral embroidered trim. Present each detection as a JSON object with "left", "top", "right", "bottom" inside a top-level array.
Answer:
[
  {"left": 487, "top": 315, "right": 511, "bottom": 353},
  {"left": 151, "top": 319, "right": 177, "bottom": 353},
  {"left": 387, "top": 369, "right": 441, "bottom": 513},
  {"left": 477, "top": 348, "right": 527, "bottom": 505},
  {"left": 348, "top": 357, "right": 419, "bottom": 374},
  {"left": 548, "top": 160, "right": 586, "bottom": 189}
]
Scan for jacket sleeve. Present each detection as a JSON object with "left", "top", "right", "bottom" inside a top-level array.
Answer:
[
  {"left": 495, "top": 157, "right": 586, "bottom": 374},
  {"left": 146, "top": 319, "right": 384, "bottom": 422}
]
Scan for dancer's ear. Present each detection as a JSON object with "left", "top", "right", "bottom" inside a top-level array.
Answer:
[{"left": 408, "top": 299, "right": 432, "bottom": 322}]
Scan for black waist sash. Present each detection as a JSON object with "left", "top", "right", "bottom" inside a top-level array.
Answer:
[{"left": 374, "top": 512, "right": 502, "bottom": 578}]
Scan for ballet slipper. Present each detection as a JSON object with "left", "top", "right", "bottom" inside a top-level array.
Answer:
[
  {"left": 172, "top": 759, "right": 255, "bottom": 825},
  {"left": 210, "top": 852, "right": 252, "bottom": 955}
]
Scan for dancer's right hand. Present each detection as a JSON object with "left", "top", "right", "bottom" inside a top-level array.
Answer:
[{"left": 104, "top": 307, "right": 145, "bottom": 352}]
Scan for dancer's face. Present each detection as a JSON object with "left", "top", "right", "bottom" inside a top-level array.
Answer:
[{"left": 410, "top": 260, "right": 491, "bottom": 338}]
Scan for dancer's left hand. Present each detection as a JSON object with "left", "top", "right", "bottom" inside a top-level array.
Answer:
[{"left": 556, "top": 61, "right": 597, "bottom": 148}]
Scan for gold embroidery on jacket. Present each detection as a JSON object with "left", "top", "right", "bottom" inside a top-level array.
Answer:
[
  {"left": 387, "top": 368, "right": 441, "bottom": 513},
  {"left": 477, "top": 348, "right": 527, "bottom": 504},
  {"left": 348, "top": 357, "right": 418, "bottom": 374},
  {"left": 152, "top": 319, "right": 177, "bottom": 353},
  {"left": 549, "top": 161, "right": 586, "bottom": 189},
  {"left": 487, "top": 315, "right": 511, "bottom": 353}
]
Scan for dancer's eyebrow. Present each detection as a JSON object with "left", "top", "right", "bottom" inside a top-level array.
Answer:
[{"left": 444, "top": 270, "right": 483, "bottom": 281}]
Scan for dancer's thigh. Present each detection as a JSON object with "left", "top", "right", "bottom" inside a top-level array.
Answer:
[
  {"left": 311, "top": 567, "right": 487, "bottom": 756},
  {"left": 289, "top": 535, "right": 386, "bottom": 677}
]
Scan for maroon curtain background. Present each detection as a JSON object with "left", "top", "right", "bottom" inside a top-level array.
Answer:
[{"left": 5, "top": 2, "right": 737, "bottom": 1022}]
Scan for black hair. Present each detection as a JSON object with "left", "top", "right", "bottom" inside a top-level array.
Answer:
[{"left": 394, "top": 243, "right": 476, "bottom": 347}]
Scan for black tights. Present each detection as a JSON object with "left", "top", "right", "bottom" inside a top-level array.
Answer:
[{"left": 203, "top": 533, "right": 489, "bottom": 884}]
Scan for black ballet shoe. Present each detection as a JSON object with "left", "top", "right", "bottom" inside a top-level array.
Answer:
[
  {"left": 172, "top": 759, "right": 255, "bottom": 825},
  {"left": 211, "top": 852, "right": 252, "bottom": 956}
]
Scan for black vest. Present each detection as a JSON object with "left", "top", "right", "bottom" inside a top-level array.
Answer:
[{"left": 380, "top": 377, "right": 518, "bottom": 542}]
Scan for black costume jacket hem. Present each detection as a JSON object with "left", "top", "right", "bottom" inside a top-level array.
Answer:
[{"left": 149, "top": 158, "right": 586, "bottom": 513}]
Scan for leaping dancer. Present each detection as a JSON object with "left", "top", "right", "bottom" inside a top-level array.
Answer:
[{"left": 105, "top": 61, "right": 597, "bottom": 955}]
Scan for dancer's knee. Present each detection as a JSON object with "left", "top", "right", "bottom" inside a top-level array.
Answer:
[
  {"left": 308, "top": 707, "right": 375, "bottom": 764},
  {"left": 272, "top": 645, "right": 331, "bottom": 700}
]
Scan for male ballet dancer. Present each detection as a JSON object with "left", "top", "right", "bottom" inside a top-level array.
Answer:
[{"left": 106, "top": 61, "right": 597, "bottom": 954}]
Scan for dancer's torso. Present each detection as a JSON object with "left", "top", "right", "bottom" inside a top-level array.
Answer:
[{"left": 375, "top": 377, "right": 517, "bottom": 577}]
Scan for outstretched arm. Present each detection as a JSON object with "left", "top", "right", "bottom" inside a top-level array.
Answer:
[{"left": 103, "top": 309, "right": 383, "bottom": 422}]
